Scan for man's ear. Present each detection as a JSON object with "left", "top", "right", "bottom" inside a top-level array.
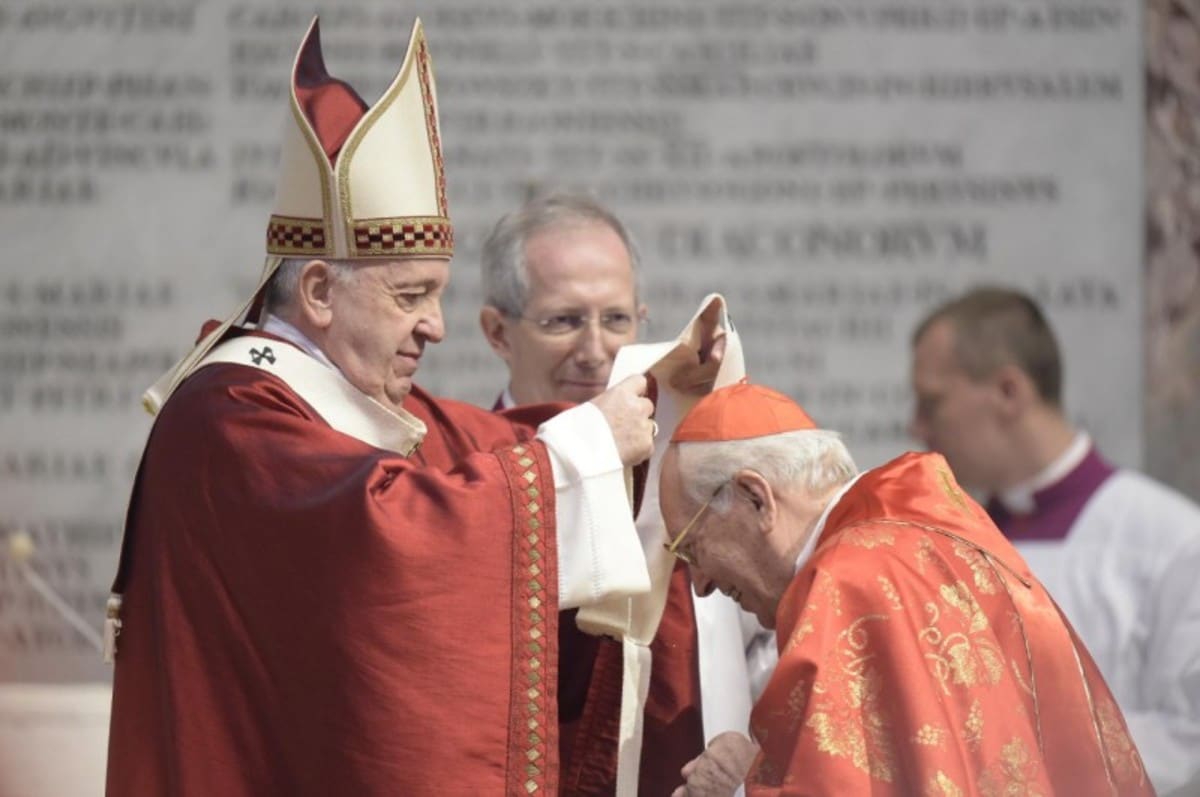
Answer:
[
  {"left": 296, "top": 260, "right": 337, "bottom": 330},
  {"left": 480, "top": 305, "right": 514, "bottom": 363},
  {"left": 733, "top": 469, "right": 777, "bottom": 534},
  {"left": 993, "top": 363, "right": 1035, "bottom": 420}
]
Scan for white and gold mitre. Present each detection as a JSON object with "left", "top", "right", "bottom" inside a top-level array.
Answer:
[
  {"left": 142, "top": 17, "right": 451, "bottom": 413},
  {"left": 268, "top": 17, "right": 453, "bottom": 259}
]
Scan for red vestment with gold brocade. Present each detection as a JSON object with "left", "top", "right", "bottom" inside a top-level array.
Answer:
[
  {"left": 747, "top": 452, "right": 1153, "bottom": 797},
  {"left": 107, "top": 344, "right": 562, "bottom": 795}
]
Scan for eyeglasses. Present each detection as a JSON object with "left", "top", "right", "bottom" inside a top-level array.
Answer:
[
  {"left": 515, "top": 310, "right": 640, "bottom": 337},
  {"left": 663, "top": 482, "right": 726, "bottom": 566}
]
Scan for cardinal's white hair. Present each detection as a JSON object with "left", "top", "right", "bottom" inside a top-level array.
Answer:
[{"left": 675, "top": 429, "right": 857, "bottom": 512}]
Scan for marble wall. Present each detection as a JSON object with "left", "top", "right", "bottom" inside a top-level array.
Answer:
[{"left": 1146, "top": 0, "right": 1200, "bottom": 500}]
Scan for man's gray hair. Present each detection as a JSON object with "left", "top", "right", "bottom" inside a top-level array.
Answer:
[
  {"left": 480, "top": 192, "right": 642, "bottom": 317},
  {"left": 262, "top": 257, "right": 357, "bottom": 315},
  {"left": 675, "top": 430, "right": 858, "bottom": 512}
]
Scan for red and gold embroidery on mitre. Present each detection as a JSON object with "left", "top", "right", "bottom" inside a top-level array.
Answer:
[{"left": 267, "top": 17, "right": 453, "bottom": 260}]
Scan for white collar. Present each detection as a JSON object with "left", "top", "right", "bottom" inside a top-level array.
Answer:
[
  {"left": 259, "top": 314, "right": 338, "bottom": 372},
  {"left": 996, "top": 431, "right": 1090, "bottom": 514},
  {"left": 795, "top": 471, "right": 866, "bottom": 574}
]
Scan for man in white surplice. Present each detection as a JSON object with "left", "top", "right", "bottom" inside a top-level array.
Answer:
[{"left": 911, "top": 286, "right": 1200, "bottom": 795}]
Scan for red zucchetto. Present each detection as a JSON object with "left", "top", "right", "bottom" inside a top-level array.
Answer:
[{"left": 671, "top": 382, "right": 816, "bottom": 443}]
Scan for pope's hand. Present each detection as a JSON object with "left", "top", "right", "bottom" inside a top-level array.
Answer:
[
  {"left": 670, "top": 731, "right": 759, "bottom": 797},
  {"left": 671, "top": 301, "right": 727, "bottom": 396},
  {"left": 589, "top": 374, "right": 655, "bottom": 466}
]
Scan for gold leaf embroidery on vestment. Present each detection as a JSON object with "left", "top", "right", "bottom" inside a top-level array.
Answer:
[
  {"left": 913, "top": 723, "right": 947, "bottom": 747},
  {"left": 925, "top": 771, "right": 965, "bottom": 797},
  {"left": 842, "top": 527, "right": 895, "bottom": 549},
  {"left": 784, "top": 618, "right": 815, "bottom": 654},
  {"left": 1096, "top": 694, "right": 1146, "bottom": 784},
  {"left": 914, "top": 536, "right": 937, "bottom": 575},
  {"left": 877, "top": 576, "right": 903, "bottom": 611},
  {"left": 964, "top": 699, "right": 984, "bottom": 751},
  {"left": 936, "top": 467, "right": 969, "bottom": 513},
  {"left": 919, "top": 603, "right": 944, "bottom": 646},
  {"left": 848, "top": 518, "right": 1032, "bottom": 588},
  {"left": 771, "top": 678, "right": 811, "bottom": 734},
  {"left": 952, "top": 543, "right": 1001, "bottom": 595},
  {"left": 810, "top": 569, "right": 843, "bottom": 617},
  {"left": 978, "top": 737, "right": 1043, "bottom": 797},
  {"left": 920, "top": 584, "right": 1004, "bottom": 693},
  {"left": 804, "top": 615, "right": 897, "bottom": 782},
  {"left": 806, "top": 666, "right": 896, "bottom": 782},
  {"left": 940, "top": 581, "right": 988, "bottom": 634},
  {"left": 840, "top": 614, "right": 889, "bottom": 673},
  {"left": 947, "top": 637, "right": 1003, "bottom": 689}
]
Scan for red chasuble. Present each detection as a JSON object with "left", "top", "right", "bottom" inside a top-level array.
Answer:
[
  {"left": 107, "top": 344, "right": 561, "bottom": 795},
  {"left": 747, "top": 452, "right": 1152, "bottom": 797}
]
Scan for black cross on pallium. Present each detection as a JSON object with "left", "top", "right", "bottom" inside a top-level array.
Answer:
[{"left": 250, "top": 346, "right": 276, "bottom": 365}]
